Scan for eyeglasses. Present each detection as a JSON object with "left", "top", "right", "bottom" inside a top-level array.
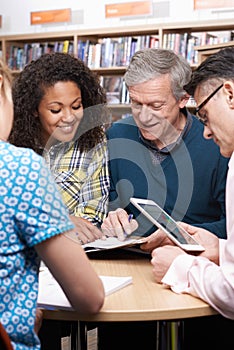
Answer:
[{"left": 195, "top": 83, "right": 223, "bottom": 125}]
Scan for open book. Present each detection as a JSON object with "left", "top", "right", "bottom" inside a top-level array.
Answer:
[
  {"left": 37, "top": 267, "right": 132, "bottom": 310},
  {"left": 82, "top": 236, "right": 145, "bottom": 253}
]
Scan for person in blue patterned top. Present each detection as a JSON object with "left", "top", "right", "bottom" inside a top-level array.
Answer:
[{"left": 0, "top": 59, "right": 105, "bottom": 350}]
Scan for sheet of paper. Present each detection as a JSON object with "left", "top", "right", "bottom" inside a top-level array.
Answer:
[
  {"left": 82, "top": 236, "right": 145, "bottom": 253},
  {"left": 37, "top": 267, "right": 132, "bottom": 310}
]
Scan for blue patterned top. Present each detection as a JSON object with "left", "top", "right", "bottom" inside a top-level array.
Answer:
[{"left": 0, "top": 141, "right": 74, "bottom": 350}]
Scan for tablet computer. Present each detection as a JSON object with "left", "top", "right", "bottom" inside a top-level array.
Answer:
[{"left": 130, "top": 197, "right": 205, "bottom": 252}]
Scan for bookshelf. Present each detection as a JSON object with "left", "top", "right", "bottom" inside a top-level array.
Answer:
[
  {"left": 1, "top": 19, "right": 233, "bottom": 118},
  {"left": 195, "top": 41, "right": 234, "bottom": 63},
  {"left": 161, "top": 23, "right": 234, "bottom": 66}
]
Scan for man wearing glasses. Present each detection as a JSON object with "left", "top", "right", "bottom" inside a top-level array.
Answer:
[{"left": 150, "top": 47, "right": 234, "bottom": 349}]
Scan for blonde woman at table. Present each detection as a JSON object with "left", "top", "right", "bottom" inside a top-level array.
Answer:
[{"left": 0, "top": 59, "right": 105, "bottom": 350}]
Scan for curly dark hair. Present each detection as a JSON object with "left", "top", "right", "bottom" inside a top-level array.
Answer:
[{"left": 9, "top": 52, "right": 109, "bottom": 154}]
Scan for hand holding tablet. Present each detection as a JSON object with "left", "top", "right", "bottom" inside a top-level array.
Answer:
[{"left": 130, "top": 197, "right": 205, "bottom": 252}]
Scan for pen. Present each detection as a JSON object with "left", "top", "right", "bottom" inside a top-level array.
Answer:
[{"left": 124, "top": 214, "right": 133, "bottom": 238}]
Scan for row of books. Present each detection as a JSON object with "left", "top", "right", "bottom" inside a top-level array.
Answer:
[
  {"left": 6, "top": 30, "right": 234, "bottom": 70},
  {"left": 6, "top": 34, "right": 159, "bottom": 71},
  {"left": 6, "top": 40, "right": 74, "bottom": 70},
  {"left": 78, "top": 35, "right": 159, "bottom": 68},
  {"left": 162, "top": 31, "right": 234, "bottom": 65}
]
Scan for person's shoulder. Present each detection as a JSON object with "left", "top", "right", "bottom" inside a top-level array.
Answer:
[
  {"left": 0, "top": 141, "right": 44, "bottom": 166},
  {"left": 0, "top": 141, "right": 39, "bottom": 156},
  {"left": 106, "top": 116, "right": 137, "bottom": 138},
  {"left": 189, "top": 114, "right": 205, "bottom": 132},
  {"left": 189, "top": 116, "right": 229, "bottom": 162}
]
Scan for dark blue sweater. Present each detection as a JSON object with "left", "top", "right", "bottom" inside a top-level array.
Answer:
[{"left": 106, "top": 113, "right": 229, "bottom": 238}]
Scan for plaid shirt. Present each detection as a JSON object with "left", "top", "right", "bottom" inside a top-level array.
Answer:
[{"left": 43, "top": 136, "right": 110, "bottom": 225}]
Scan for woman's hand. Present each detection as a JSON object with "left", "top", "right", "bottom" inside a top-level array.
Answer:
[
  {"left": 34, "top": 308, "right": 43, "bottom": 334},
  {"left": 69, "top": 216, "right": 105, "bottom": 244}
]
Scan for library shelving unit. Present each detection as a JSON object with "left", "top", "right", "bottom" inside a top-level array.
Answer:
[
  {"left": 195, "top": 40, "right": 234, "bottom": 63},
  {"left": 1, "top": 18, "right": 233, "bottom": 118}
]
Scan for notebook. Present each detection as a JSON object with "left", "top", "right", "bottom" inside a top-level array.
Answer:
[
  {"left": 37, "top": 267, "right": 132, "bottom": 310},
  {"left": 82, "top": 236, "right": 145, "bottom": 253}
]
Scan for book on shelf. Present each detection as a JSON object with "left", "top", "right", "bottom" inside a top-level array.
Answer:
[
  {"left": 100, "top": 76, "right": 123, "bottom": 104},
  {"left": 62, "top": 40, "right": 73, "bottom": 54},
  {"left": 38, "top": 267, "right": 133, "bottom": 310}
]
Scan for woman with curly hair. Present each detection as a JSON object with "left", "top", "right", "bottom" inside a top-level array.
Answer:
[{"left": 10, "top": 52, "right": 110, "bottom": 243}]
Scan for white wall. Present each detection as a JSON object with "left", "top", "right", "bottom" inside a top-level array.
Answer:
[{"left": 1, "top": 0, "right": 234, "bottom": 35}]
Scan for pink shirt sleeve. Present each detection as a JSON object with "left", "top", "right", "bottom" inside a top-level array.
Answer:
[{"left": 161, "top": 153, "right": 234, "bottom": 319}]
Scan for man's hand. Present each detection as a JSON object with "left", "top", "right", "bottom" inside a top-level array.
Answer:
[
  {"left": 151, "top": 245, "right": 186, "bottom": 282},
  {"left": 140, "top": 228, "right": 175, "bottom": 252},
  {"left": 141, "top": 222, "right": 219, "bottom": 265},
  {"left": 150, "top": 222, "right": 220, "bottom": 283},
  {"left": 101, "top": 208, "right": 138, "bottom": 241},
  {"left": 178, "top": 222, "right": 219, "bottom": 264}
]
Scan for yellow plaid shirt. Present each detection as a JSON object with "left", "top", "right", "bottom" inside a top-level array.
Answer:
[{"left": 43, "top": 136, "right": 110, "bottom": 225}]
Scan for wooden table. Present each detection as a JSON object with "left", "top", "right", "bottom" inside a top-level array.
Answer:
[
  {"left": 43, "top": 249, "right": 217, "bottom": 323},
  {"left": 42, "top": 250, "right": 218, "bottom": 349}
]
